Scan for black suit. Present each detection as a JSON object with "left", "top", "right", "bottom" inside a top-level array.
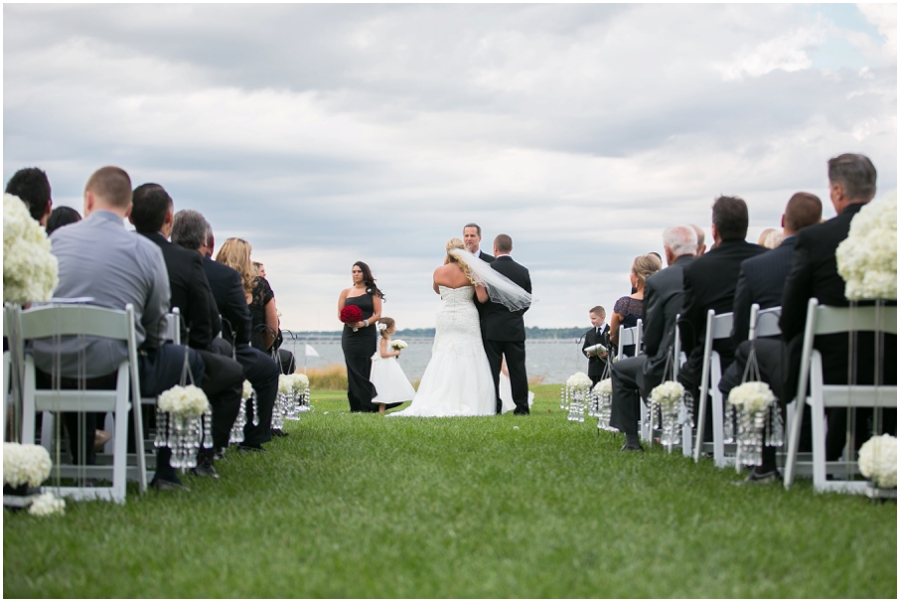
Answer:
[
  {"left": 582, "top": 324, "right": 611, "bottom": 384},
  {"left": 202, "top": 256, "right": 279, "bottom": 447},
  {"left": 678, "top": 239, "right": 767, "bottom": 393},
  {"left": 610, "top": 254, "right": 693, "bottom": 436},
  {"left": 730, "top": 236, "right": 797, "bottom": 344},
  {"left": 480, "top": 255, "right": 532, "bottom": 414},
  {"left": 477, "top": 249, "right": 495, "bottom": 263},
  {"left": 139, "top": 232, "right": 243, "bottom": 455}
]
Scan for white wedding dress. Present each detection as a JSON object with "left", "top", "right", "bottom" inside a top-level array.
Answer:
[{"left": 389, "top": 286, "right": 496, "bottom": 417}]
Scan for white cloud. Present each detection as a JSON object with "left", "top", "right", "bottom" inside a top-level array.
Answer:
[{"left": 856, "top": 3, "right": 898, "bottom": 64}]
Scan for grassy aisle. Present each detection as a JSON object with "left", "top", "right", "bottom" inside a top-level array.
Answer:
[{"left": 4, "top": 385, "right": 896, "bottom": 598}]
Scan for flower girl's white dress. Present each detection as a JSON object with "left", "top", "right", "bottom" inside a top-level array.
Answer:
[
  {"left": 389, "top": 286, "right": 496, "bottom": 417},
  {"left": 370, "top": 343, "right": 416, "bottom": 404}
]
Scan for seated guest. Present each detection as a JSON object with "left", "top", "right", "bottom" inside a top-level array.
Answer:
[
  {"left": 46, "top": 206, "right": 82, "bottom": 235},
  {"left": 32, "top": 166, "right": 205, "bottom": 491},
  {"left": 731, "top": 193, "right": 823, "bottom": 344},
  {"left": 217, "top": 238, "right": 281, "bottom": 355},
  {"left": 609, "top": 254, "right": 662, "bottom": 356},
  {"left": 6, "top": 167, "right": 52, "bottom": 227},
  {"left": 677, "top": 196, "right": 767, "bottom": 439},
  {"left": 689, "top": 224, "right": 707, "bottom": 255},
  {"left": 172, "top": 211, "right": 279, "bottom": 451},
  {"left": 130, "top": 183, "right": 245, "bottom": 478},
  {"left": 611, "top": 226, "right": 697, "bottom": 452},
  {"left": 253, "top": 261, "right": 266, "bottom": 279},
  {"left": 582, "top": 306, "right": 610, "bottom": 385},
  {"left": 757, "top": 227, "right": 784, "bottom": 250},
  {"left": 721, "top": 154, "right": 897, "bottom": 483}
]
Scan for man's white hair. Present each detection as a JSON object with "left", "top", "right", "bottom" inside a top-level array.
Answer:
[{"left": 662, "top": 225, "right": 697, "bottom": 257}]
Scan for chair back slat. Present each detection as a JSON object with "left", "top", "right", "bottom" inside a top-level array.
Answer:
[
  {"left": 19, "top": 304, "right": 130, "bottom": 341},
  {"left": 814, "top": 304, "right": 897, "bottom": 336},
  {"left": 755, "top": 306, "right": 782, "bottom": 338},
  {"left": 164, "top": 308, "right": 181, "bottom": 344},
  {"left": 709, "top": 312, "right": 734, "bottom": 339}
]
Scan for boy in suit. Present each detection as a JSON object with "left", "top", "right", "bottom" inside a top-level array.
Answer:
[{"left": 582, "top": 306, "right": 610, "bottom": 385}]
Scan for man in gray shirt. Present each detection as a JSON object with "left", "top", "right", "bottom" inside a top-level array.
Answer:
[{"left": 33, "top": 166, "right": 205, "bottom": 491}]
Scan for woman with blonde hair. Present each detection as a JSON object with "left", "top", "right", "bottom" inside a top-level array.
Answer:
[
  {"left": 609, "top": 253, "right": 662, "bottom": 356},
  {"left": 216, "top": 238, "right": 280, "bottom": 353},
  {"left": 390, "top": 238, "right": 531, "bottom": 417}
]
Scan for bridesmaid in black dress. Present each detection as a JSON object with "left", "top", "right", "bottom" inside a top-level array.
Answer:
[{"left": 337, "top": 261, "right": 383, "bottom": 412}]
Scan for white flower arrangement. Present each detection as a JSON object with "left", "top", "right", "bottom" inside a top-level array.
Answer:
[
  {"left": 3, "top": 443, "right": 53, "bottom": 488},
  {"left": 836, "top": 193, "right": 897, "bottom": 301},
  {"left": 3, "top": 194, "right": 59, "bottom": 304},
  {"left": 727, "top": 381, "right": 776, "bottom": 413},
  {"left": 291, "top": 373, "right": 310, "bottom": 393},
  {"left": 28, "top": 492, "right": 65, "bottom": 517},
  {"left": 277, "top": 375, "right": 294, "bottom": 395},
  {"left": 592, "top": 378, "right": 612, "bottom": 396},
  {"left": 157, "top": 384, "right": 210, "bottom": 418},
  {"left": 242, "top": 380, "right": 254, "bottom": 401},
  {"left": 649, "top": 380, "right": 685, "bottom": 410},
  {"left": 566, "top": 372, "right": 592, "bottom": 392},
  {"left": 390, "top": 340, "right": 408, "bottom": 351},
  {"left": 858, "top": 433, "right": 897, "bottom": 489}
]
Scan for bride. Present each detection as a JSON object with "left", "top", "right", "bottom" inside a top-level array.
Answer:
[{"left": 389, "top": 238, "right": 531, "bottom": 417}]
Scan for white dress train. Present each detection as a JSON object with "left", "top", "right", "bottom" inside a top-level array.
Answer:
[{"left": 389, "top": 286, "right": 495, "bottom": 417}]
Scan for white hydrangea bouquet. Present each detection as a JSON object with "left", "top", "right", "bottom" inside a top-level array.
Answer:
[
  {"left": 858, "top": 433, "right": 897, "bottom": 489},
  {"left": 565, "top": 372, "right": 592, "bottom": 422},
  {"left": 648, "top": 381, "right": 688, "bottom": 449},
  {"left": 4, "top": 442, "right": 52, "bottom": 490},
  {"left": 836, "top": 193, "right": 897, "bottom": 301},
  {"left": 592, "top": 378, "right": 614, "bottom": 431},
  {"left": 727, "top": 381, "right": 781, "bottom": 467},
  {"left": 28, "top": 492, "right": 65, "bottom": 517},
  {"left": 3, "top": 193, "right": 58, "bottom": 304},
  {"left": 154, "top": 384, "right": 212, "bottom": 470},
  {"left": 390, "top": 340, "right": 408, "bottom": 351}
]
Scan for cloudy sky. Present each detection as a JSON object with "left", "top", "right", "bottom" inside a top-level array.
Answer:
[{"left": 4, "top": 3, "right": 896, "bottom": 330}]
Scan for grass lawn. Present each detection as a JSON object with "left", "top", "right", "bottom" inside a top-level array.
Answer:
[{"left": 4, "top": 385, "right": 896, "bottom": 598}]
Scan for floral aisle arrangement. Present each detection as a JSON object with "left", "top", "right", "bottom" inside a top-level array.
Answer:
[
  {"left": 858, "top": 433, "right": 897, "bottom": 490},
  {"left": 276, "top": 373, "right": 313, "bottom": 424},
  {"left": 155, "top": 384, "right": 212, "bottom": 469},
  {"left": 592, "top": 379, "right": 614, "bottom": 431},
  {"left": 3, "top": 194, "right": 58, "bottom": 304},
  {"left": 230, "top": 380, "right": 255, "bottom": 444},
  {"left": 565, "top": 372, "right": 592, "bottom": 422},
  {"left": 390, "top": 340, "right": 408, "bottom": 351},
  {"left": 648, "top": 381, "right": 691, "bottom": 449},
  {"left": 836, "top": 193, "right": 897, "bottom": 301},
  {"left": 3, "top": 442, "right": 64, "bottom": 515},
  {"left": 274, "top": 375, "right": 293, "bottom": 430},
  {"left": 291, "top": 373, "right": 312, "bottom": 414},
  {"left": 726, "top": 381, "right": 781, "bottom": 467}
]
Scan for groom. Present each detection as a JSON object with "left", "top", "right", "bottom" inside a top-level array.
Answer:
[{"left": 479, "top": 234, "right": 532, "bottom": 415}]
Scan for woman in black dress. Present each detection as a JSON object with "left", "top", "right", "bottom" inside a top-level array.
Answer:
[
  {"left": 337, "top": 262, "right": 383, "bottom": 413},
  {"left": 609, "top": 253, "right": 662, "bottom": 357}
]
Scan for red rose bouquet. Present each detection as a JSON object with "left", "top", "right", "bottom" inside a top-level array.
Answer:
[{"left": 340, "top": 305, "right": 363, "bottom": 330}]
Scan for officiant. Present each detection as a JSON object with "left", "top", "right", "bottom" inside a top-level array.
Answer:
[{"left": 582, "top": 305, "right": 611, "bottom": 385}]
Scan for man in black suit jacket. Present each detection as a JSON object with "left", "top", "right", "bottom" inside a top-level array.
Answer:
[
  {"left": 582, "top": 306, "right": 611, "bottom": 385},
  {"left": 172, "top": 210, "right": 279, "bottom": 452},
  {"left": 131, "top": 184, "right": 244, "bottom": 478},
  {"left": 611, "top": 225, "right": 696, "bottom": 451},
  {"left": 463, "top": 223, "right": 495, "bottom": 263},
  {"left": 730, "top": 193, "right": 823, "bottom": 344},
  {"left": 477, "top": 234, "right": 532, "bottom": 415}
]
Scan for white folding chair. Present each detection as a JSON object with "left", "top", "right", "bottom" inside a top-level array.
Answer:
[
  {"left": 692, "top": 311, "right": 734, "bottom": 466},
  {"left": 19, "top": 303, "right": 146, "bottom": 504},
  {"left": 783, "top": 299, "right": 897, "bottom": 493},
  {"left": 616, "top": 319, "right": 643, "bottom": 360}
]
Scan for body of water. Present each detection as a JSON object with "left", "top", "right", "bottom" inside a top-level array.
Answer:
[{"left": 282, "top": 337, "right": 592, "bottom": 384}]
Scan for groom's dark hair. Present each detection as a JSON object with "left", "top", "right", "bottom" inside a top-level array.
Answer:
[
  {"left": 464, "top": 223, "right": 481, "bottom": 236},
  {"left": 494, "top": 234, "right": 512, "bottom": 253}
]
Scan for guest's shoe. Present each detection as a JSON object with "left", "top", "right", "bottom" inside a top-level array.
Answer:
[
  {"left": 513, "top": 409, "right": 530, "bottom": 416},
  {"left": 214, "top": 448, "right": 227, "bottom": 461},
  {"left": 94, "top": 429, "right": 111, "bottom": 452},
  {"left": 271, "top": 429, "right": 289, "bottom": 437},
  {"left": 620, "top": 443, "right": 644, "bottom": 453},
  {"left": 237, "top": 443, "right": 267, "bottom": 453},
  {"left": 734, "top": 466, "right": 781, "bottom": 486},
  {"left": 150, "top": 476, "right": 190, "bottom": 492},
  {"left": 192, "top": 459, "right": 220, "bottom": 479}
]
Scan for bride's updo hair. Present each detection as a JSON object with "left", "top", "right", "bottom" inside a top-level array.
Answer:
[{"left": 445, "top": 237, "right": 477, "bottom": 285}]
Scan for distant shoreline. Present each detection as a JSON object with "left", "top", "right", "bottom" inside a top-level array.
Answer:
[{"left": 281, "top": 326, "right": 591, "bottom": 342}]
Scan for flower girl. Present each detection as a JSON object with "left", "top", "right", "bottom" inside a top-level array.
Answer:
[{"left": 370, "top": 317, "right": 416, "bottom": 414}]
